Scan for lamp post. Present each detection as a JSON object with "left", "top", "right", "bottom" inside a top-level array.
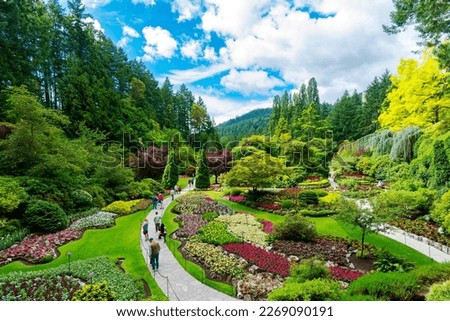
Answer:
[
  {"left": 88, "top": 272, "right": 95, "bottom": 284},
  {"left": 67, "top": 252, "right": 72, "bottom": 274}
]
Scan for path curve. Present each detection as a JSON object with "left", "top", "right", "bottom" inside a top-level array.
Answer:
[{"left": 140, "top": 186, "right": 238, "bottom": 301}]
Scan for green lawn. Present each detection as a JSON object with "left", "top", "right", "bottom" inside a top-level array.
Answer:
[{"left": 0, "top": 208, "right": 166, "bottom": 300}]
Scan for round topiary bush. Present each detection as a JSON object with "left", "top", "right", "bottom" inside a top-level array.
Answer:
[
  {"left": 275, "top": 214, "right": 317, "bottom": 242},
  {"left": 24, "top": 199, "right": 68, "bottom": 233},
  {"left": 426, "top": 280, "right": 450, "bottom": 301},
  {"left": 298, "top": 191, "right": 319, "bottom": 205},
  {"left": 290, "top": 257, "right": 331, "bottom": 283}
]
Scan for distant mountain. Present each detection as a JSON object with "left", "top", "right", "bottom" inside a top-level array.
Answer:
[{"left": 217, "top": 108, "right": 272, "bottom": 145}]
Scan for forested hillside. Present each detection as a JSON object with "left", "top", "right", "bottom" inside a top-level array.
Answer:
[{"left": 217, "top": 108, "right": 271, "bottom": 146}]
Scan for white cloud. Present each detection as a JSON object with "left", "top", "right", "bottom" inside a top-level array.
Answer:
[
  {"left": 161, "top": 64, "right": 229, "bottom": 85},
  {"left": 171, "top": 0, "right": 202, "bottom": 22},
  {"left": 142, "top": 26, "right": 178, "bottom": 61},
  {"left": 83, "top": 17, "right": 104, "bottom": 33},
  {"left": 123, "top": 25, "right": 140, "bottom": 38},
  {"left": 181, "top": 39, "right": 203, "bottom": 60},
  {"left": 131, "top": 0, "right": 156, "bottom": 6},
  {"left": 82, "top": 0, "right": 111, "bottom": 8},
  {"left": 194, "top": 91, "right": 273, "bottom": 125},
  {"left": 193, "top": 0, "right": 420, "bottom": 102},
  {"left": 220, "top": 69, "right": 284, "bottom": 96},
  {"left": 203, "top": 46, "right": 218, "bottom": 62}
]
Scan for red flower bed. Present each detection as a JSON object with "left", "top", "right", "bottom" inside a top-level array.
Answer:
[
  {"left": 256, "top": 203, "right": 281, "bottom": 211},
  {"left": 204, "top": 196, "right": 215, "bottom": 203},
  {"left": 222, "top": 242, "right": 290, "bottom": 277},
  {"left": 227, "top": 195, "right": 246, "bottom": 202},
  {"left": 329, "top": 265, "right": 365, "bottom": 282},
  {"left": 0, "top": 229, "right": 82, "bottom": 263},
  {"left": 306, "top": 176, "right": 321, "bottom": 181},
  {"left": 261, "top": 220, "right": 274, "bottom": 233}
]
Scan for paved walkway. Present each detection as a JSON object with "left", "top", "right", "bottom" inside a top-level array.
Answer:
[
  {"left": 380, "top": 225, "right": 450, "bottom": 263},
  {"left": 140, "top": 186, "right": 237, "bottom": 301}
]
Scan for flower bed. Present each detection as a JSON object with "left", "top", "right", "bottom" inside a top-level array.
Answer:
[
  {"left": 256, "top": 203, "right": 281, "bottom": 211},
  {"left": 222, "top": 243, "right": 290, "bottom": 277},
  {"left": 69, "top": 211, "right": 117, "bottom": 231},
  {"left": 261, "top": 220, "right": 274, "bottom": 233},
  {"left": 237, "top": 272, "right": 283, "bottom": 300},
  {"left": 176, "top": 214, "right": 208, "bottom": 238},
  {"left": 329, "top": 265, "right": 365, "bottom": 283},
  {"left": 226, "top": 195, "right": 246, "bottom": 202},
  {"left": 183, "top": 241, "right": 246, "bottom": 279},
  {"left": 271, "top": 236, "right": 355, "bottom": 267},
  {"left": 390, "top": 218, "right": 450, "bottom": 247},
  {"left": 196, "top": 221, "right": 242, "bottom": 245},
  {"left": 216, "top": 214, "right": 267, "bottom": 246},
  {"left": 0, "top": 229, "right": 82, "bottom": 264},
  {"left": 174, "top": 194, "right": 233, "bottom": 216}
]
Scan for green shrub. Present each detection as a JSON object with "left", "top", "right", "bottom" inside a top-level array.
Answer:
[
  {"left": 430, "top": 190, "right": 450, "bottom": 225},
  {"left": 281, "top": 200, "right": 295, "bottom": 209},
  {"left": 72, "top": 190, "right": 93, "bottom": 207},
  {"left": 268, "top": 279, "right": 342, "bottom": 301},
  {"left": 116, "top": 192, "right": 129, "bottom": 201},
  {"left": 102, "top": 199, "right": 148, "bottom": 216},
  {"left": 275, "top": 214, "right": 317, "bottom": 242},
  {"left": 312, "top": 190, "right": 328, "bottom": 197},
  {"left": 412, "top": 263, "right": 450, "bottom": 286},
  {"left": 230, "top": 188, "right": 242, "bottom": 196},
  {"left": 346, "top": 271, "right": 419, "bottom": 300},
  {"left": 290, "top": 258, "right": 331, "bottom": 283},
  {"left": 426, "top": 280, "right": 450, "bottom": 301},
  {"left": 72, "top": 281, "right": 116, "bottom": 301},
  {"left": 374, "top": 249, "right": 414, "bottom": 273},
  {"left": 24, "top": 199, "right": 68, "bottom": 233},
  {"left": 196, "top": 221, "right": 242, "bottom": 245},
  {"left": 298, "top": 191, "right": 319, "bottom": 205},
  {"left": 0, "top": 176, "right": 27, "bottom": 214}
]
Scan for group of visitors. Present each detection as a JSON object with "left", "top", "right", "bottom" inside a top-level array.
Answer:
[{"left": 143, "top": 195, "right": 169, "bottom": 272}]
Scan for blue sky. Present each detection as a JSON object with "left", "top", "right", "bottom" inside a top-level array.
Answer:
[{"left": 79, "top": 0, "right": 420, "bottom": 124}]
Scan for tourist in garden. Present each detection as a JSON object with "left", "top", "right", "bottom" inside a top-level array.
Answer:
[
  {"left": 154, "top": 212, "right": 161, "bottom": 232},
  {"left": 157, "top": 192, "right": 164, "bottom": 209},
  {"left": 174, "top": 184, "right": 178, "bottom": 194},
  {"left": 151, "top": 194, "right": 158, "bottom": 209},
  {"left": 142, "top": 219, "right": 149, "bottom": 240},
  {"left": 149, "top": 237, "right": 160, "bottom": 272},
  {"left": 158, "top": 223, "right": 166, "bottom": 242},
  {"left": 170, "top": 188, "right": 175, "bottom": 200}
]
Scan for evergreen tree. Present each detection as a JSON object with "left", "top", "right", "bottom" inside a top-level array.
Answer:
[
  {"left": 195, "top": 148, "right": 210, "bottom": 189},
  {"left": 161, "top": 151, "right": 178, "bottom": 189}
]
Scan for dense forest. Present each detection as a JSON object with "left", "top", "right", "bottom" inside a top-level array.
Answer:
[
  {"left": 217, "top": 108, "right": 272, "bottom": 146},
  {"left": 0, "top": 0, "right": 220, "bottom": 234}
]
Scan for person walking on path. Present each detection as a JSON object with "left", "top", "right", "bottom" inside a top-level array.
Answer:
[
  {"left": 154, "top": 212, "right": 161, "bottom": 232},
  {"left": 142, "top": 219, "right": 149, "bottom": 240},
  {"left": 157, "top": 192, "right": 164, "bottom": 209},
  {"left": 170, "top": 189, "right": 175, "bottom": 200},
  {"left": 151, "top": 194, "right": 158, "bottom": 210},
  {"left": 149, "top": 237, "right": 161, "bottom": 271},
  {"left": 159, "top": 223, "right": 166, "bottom": 243}
]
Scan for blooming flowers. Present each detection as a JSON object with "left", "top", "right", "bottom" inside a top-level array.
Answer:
[
  {"left": 222, "top": 243, "right": 290, "bottom": 277},
  {"left": 226, "top": 195, "right": 246, "bottom": 202},
  {"left": 329, "top": 265, "right": 365, "bottom": 282},
  {"left": 0, "top": 229, "right": 82, "bottom": 263},
  {"left": 216, "top": 214, "right": 268, "bottom": 246}
]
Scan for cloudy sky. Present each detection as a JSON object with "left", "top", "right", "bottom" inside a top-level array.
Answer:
[{"left": 79, "top": 0, "right": 420, "bottom": 124}]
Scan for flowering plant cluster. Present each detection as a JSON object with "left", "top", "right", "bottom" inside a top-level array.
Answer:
[
  {"left": 226, "top": 195, "right": 246, "bottom": 202},
  {"left": 204, "top": 197, "right": 215, "bottom": 203},
  {"left": 174, "top": 194, "right": 233, "bottom": 216},
  {"left": 306, "top": 176, "right": 321, "bottom": 181},
  {"left": 176, "top": 214, "right": 208, "bottom": 238},
  {"left": 183, "top": 241, "right": 246, "bottom": 278},
  {"left": 0, "top": 229, "right": 82, "bottom": 263},
  {"left": 329, "top": 265, "right": 365, "bottom": 283},
  {"left": 0, "top": 274, "right": 82, "bottom": 300},
  {"left": 216, "top": 214, "right": 267, "bottom": 246},
  {"left": 69, "top": 211, "right": 117, "bottom": 231},
  {"left": 343, "top": 173, "right": 365, "bottom": 179},
  {"left": 222, "top": 242, "right": 290, "bottom": 277},
  {"left": 256, "top": 203, "right": 281, "bottom": 211},
  {"left": 236, "top": 272, "right": 284, "bottom": 301},
  {"left": 261, "top": 220, "right": 274, "bottom": 233},
  {"left": 197, "top": 221, "right": 243, "bottom": 245},
  {"left": 271, "top": 236, "right": 354, "bottom": 267}
]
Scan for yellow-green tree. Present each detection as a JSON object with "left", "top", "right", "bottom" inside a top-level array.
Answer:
[{"left": 379, "top": 52, "right": 450, "bottom": 131}]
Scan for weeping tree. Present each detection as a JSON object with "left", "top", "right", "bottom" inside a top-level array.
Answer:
[{"left": 390, "top": 126, "right": 422, "bottom": 162}]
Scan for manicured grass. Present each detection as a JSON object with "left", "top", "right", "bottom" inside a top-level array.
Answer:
[
  {"left": 162, "top": 201, "right": 236, "bottom": 297},
  {"left": 0, "top": 209, "right": 166, "bottom": 300}
]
